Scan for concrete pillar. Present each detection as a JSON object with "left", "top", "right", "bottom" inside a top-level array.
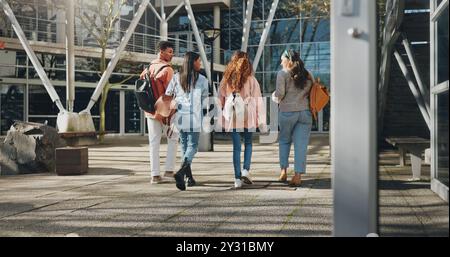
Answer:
[
  {"left": 160, "top": 0, "right": 168, "bottom": 41},
  {"left": 213, "top": 5, "right": 221, "bottom": 63},
  {"left": 56, "top": 10, "right": 65, "bottom": 44},
  {"left": 160, "top": 20, "right": 168, "bottom": 41}
]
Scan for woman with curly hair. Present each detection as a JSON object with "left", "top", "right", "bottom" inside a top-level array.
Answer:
[
  {"left": 273, "top": 49, "right": 314, "bottom": 187},
  {"left": 218, "top": 51, "right": 266, "bottom": 189}
]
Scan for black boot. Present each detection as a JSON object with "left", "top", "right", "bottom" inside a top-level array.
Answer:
[
  {"left": 174, "top": 159, "right": 189, "bottom": 191},
  {"left": 185, "top": 163, "right": 196, "bottom": 187}
]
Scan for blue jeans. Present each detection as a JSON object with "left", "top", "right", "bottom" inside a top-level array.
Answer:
[
  {"left": 279, "top": 110, "right": 312, "bottom": 174},
  {"left": 179, "top": 131, "right": 200, "bottom": 165},
  {"left": 230, "top": 129, "right": 253, "bottom": 179}
]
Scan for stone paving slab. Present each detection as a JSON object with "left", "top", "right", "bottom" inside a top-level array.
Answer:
[{"left": 0, "top": 135, "right": 448, "bottom": 237}]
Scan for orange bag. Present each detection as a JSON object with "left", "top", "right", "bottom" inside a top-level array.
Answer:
[{"left": 309, "top": 78, "right": 330, "bottom": 121}]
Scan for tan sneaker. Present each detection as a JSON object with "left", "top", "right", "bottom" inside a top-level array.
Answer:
[
  {"left": 151, "top": 176, "right": 163, "bottom": 184},
  {"left": 278, "top": 170, "right": 287, "bottom": 182},
  {"left": 163, "top": 171, "right": 174, "bottom": 178}
]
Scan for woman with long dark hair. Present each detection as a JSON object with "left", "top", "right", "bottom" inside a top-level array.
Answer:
[
  {"left": 219, "top": 51, "right": 266, "bottom": 189},
  {"left": 165, "top": 51, "right": 209, "bottom": 191},
  {"left": 273, "top": 49, "right": 314, "bottom": 187}
]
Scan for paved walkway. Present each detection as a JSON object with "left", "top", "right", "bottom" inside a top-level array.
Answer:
[{"left": 0, "top": 135, "right": 447, "bottom": 236}]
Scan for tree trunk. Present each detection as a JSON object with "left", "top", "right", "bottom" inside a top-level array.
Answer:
[
  {"left": 99, "top": 84, "right": 109, "bottom": 142},
  {"left": 99, "top": 46, "right": 107, "bottom": 142}
]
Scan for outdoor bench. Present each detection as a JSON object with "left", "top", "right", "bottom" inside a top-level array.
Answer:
[{"left": 385, "top": 136, "right": 430, "bottom": 181}]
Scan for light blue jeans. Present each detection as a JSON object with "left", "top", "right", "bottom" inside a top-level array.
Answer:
[
  {"left": 179, "top": 131, "right": 200, "bottom": 165},
  {"left": 278, "top": 110, "right": 312, "bottom": 174},
  {"left": 230, "top": 129, "right": 253, "bottom": 179}
]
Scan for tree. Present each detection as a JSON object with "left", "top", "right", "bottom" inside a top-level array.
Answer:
[
  {"left": 76, "top": 0, "right": 134, "bottom": 141},
  {"left": 1, "top": 0, "right": 64, "bottom": 36}
]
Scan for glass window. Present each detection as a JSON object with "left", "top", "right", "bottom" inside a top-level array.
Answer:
[
  {"left": 254, "top": 72, "right": 265, "bottom": 93},
  {"left": 221, "top": 29, "right": 231, "bottom": 52},
  {"left": 300, "top": 43, "right": 318, "bottom": 70},
  {"left": 195, "top": 12, "right": 214, "bottom": 31},
  {"left": 247, "top": 46, "right": 264, "bottom": 72},
  {"left": 317, "top": 42, "right": 331, "bottom": 73},
  {"left": 250, "top": 0, "right": 264, "bottom": 21},
  {"left": 249, "top": 21, "right": 264, "bottom": 46},
  {"left": 229, "top": 29, "right": 243, "bottom": 50},
  {"left": 29, "top": 85, "right": 65, "bottom": 115},
  {"left": 273, "top": 0, "right": 301, "bottom": 19},
  {"left": 301, "top": 18, "right": 330, "bottom": 42},
  {"left": 437, "top": 6, "right": 449, "bottom": 84},
  {"left": 1, "top": 84, "right": 24, "bottom": 135},
  {"left": 267, "top": 19, "right": 301, "bottom": 45},
  {"left": 263, "top": 44, "right": 303, "bottom": 72},
  {"left": 437, "top": 91, "right": 449, "bottom": 187},
  {"left": 263, "top": 71, "right": 278, "bottom": 94},
  {"left": 125, "top": 91, "right": 141, "bottom": 133},
  {"left": 73, "top": 88, "right": 100, "bottom": 116},
  {"left": 103, "top": 90, "right": 120, "bottom": 133},
  {"left": 229, "top": 7, "right": 244, "bottom": 28},
  {"left": 221, "top": 10, "right": 230, "bottom": 28}
]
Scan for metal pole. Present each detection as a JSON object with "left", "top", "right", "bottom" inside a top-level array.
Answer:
[
  {"left": 210, "top": 39, "right": 214, "bottom": 151},
  {"left": 253, "top": 0, "right": 279, "bottom": 72},
  {"left": 183, "top": 0, "right": 211, "bottom": 83},
  {"left": 0, "top": 0, "right": 65, "bottom": 112},
  {"left": 66, "top": 0, "right": 75, "bottom": 112},
  {"left": 241, "top": 0, "right": 254, "bottom": 52},
  {"left": 394, "top": 50, "right": 431, "bottom": 129},
  {"left": 83, "top": 0, "right": 150, "bottom": 113},
  {"left": 332, "top": 0, "right": 378, "bottom": 236},
  {"left": 402, "top": 36, "right": 431, "bottom": 114},
  {"left": 167, "top": 2, "right": 185, "bottom": 21},
  {"left": 213, "top": 5, "right": 221, "bottom": 63},
  {"left": 147, "top": 1, "right": 162, "bottom": 21},
  {"left": 210, "top": 40, "right": 214, "bottom": 96}
]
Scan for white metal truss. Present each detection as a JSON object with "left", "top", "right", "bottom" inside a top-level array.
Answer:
[
  {"left": 148, "top": 0, "right": 184, "bottom": 40},
  {"left": 183, "top": 0, "right": 212, "bottom": 84},
  {"left": 1, "top": 0, "right": 281, "bottom": 117},
  {"left": 253, "top": 0, "right": 279, "bottom": 72},
  {"left": 83, "top": 0, "right": 151, "bottom": 113},
  {"left": 394, "top": 50, "right": 431, "bottom": 129},
  {"left": 241, "top": 0, "right": 254, "bottom": 52},
  {"left": 66, "top": 0, "right": 75, "bottom": 112},
  {"left": 0, "top": 0, "right": 65, "bottom": 112},
  {"left": 401, "top": 35, "right": 431, "bottom": 114}
]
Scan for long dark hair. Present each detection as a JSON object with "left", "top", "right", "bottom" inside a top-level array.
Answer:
[
  {"left": 282, "top": 49, "right": 309, "bottom": 89},
  {"left": 180, "top": 51, "right": 200, "bottom": 93}
]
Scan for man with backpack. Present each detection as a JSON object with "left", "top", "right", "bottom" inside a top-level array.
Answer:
[{"left": 140, "top": 41, "right": 177, "bottom": 184}]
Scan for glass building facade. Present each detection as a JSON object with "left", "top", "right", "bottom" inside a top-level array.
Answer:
[
  {"left": 0, "top": 0, "right": 331, "bottom": 135},
  {"left": 167, "top": 0, "right": 331, "bottom": 132},
  {"left": 431, "top": 0, "right": 449, "bottom": 199}
]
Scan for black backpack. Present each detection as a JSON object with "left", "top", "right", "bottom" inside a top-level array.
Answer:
[{"left": 134, "top": 64, "right": 169, "bottom": 113}]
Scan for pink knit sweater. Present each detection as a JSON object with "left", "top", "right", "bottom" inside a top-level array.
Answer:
[{"left": 218, "top": 76, "right": 266, "bottom": 131}]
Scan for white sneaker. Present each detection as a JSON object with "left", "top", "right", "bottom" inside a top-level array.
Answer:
[
  {"left": 241, "top": 169, "right": 253, "bottom": 184},
  {"left": 234, "top": 178, "right": 242, "bottom": 189}
]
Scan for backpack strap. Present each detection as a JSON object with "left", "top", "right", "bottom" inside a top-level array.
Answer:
[{"left": 150, "top": 64, "right": 171, "bottom": 79}]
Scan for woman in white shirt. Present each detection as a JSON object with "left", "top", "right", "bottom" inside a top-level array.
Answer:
[{"left": 165, "top": 51, "right": 208, "bottom": 191}]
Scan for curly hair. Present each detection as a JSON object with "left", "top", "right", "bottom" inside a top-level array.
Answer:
[{"left": 222, "top": 51, "right": 253, "bottom": 92}]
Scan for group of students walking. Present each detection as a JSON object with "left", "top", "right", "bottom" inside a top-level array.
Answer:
[{"left": 140, "top": 41, "right": 313, "bottom": 190}]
